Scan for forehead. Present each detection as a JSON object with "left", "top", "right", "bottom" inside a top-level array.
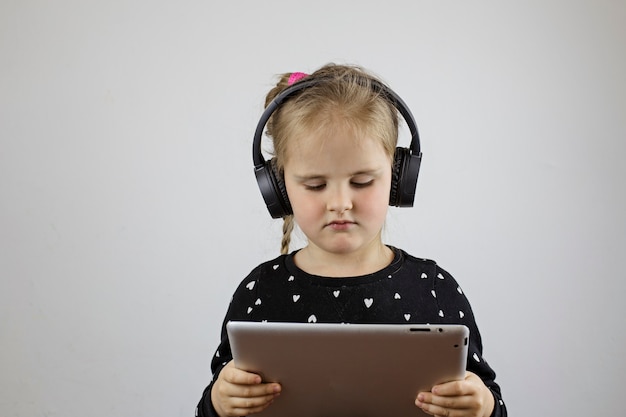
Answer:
[{"left": 285, "top": 124, "right": 391, "bottom": 172}]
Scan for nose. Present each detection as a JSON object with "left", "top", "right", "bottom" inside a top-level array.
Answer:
[{"left": 326, "top": 184, "right": 353, "bottom": 214}]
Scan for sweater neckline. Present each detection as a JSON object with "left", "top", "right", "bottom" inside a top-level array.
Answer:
[{"left": 284, "top": 246, "right": 404, "bottom": 287}]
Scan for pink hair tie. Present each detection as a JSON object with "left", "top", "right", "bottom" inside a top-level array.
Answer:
[{"left": 288, "top": 72, "right": 309, "bottom": 85}]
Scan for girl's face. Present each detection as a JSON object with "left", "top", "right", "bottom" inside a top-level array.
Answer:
[{"left": 283, "top": 125, "right": 392, "bottom": 260}]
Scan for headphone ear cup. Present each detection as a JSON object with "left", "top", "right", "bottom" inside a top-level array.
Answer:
[
  {"left": 270, "top": 159, "right": 292, "bottom": 216},
  {"left": 254, "top": 159, "right": 293, "bottom": 218},
  {"left": 390, "top": 147, "right": 421, "bottom": 207}
]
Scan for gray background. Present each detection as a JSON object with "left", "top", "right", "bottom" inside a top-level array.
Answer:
[{"left": 1, "top": 1, "right": 625, "bottom": 416}]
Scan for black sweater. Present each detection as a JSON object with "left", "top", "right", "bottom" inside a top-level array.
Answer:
[{"left": 197, "top": 247, "right": 507, "bottom": 417}]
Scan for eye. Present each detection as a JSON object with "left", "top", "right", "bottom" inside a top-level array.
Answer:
[
  {"left": 351, "top": 179, "right": 374, "bottom": 188},
  {"left": 304, "top": 183, "right": 326, "bottom": 191}
]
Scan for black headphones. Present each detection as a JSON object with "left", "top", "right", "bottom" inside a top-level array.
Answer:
[{"left": 253, "top": 77, "right": 422, "bottom": 219}]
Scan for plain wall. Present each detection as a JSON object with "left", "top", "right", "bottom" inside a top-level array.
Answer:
[{"left": 1, "top": 1, "right": 625, "bottom": 416}]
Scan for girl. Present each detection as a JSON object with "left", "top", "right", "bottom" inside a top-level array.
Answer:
[{"left": 197, "top": 64, "right": 506, "bottom": 417}]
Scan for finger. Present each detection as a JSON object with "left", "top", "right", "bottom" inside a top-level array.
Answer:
[
  {"left": 218, "top": 388, "right": 280, "bottom": 417},
  {"left": 416, "top": 391, "right": 471, "bottom": 412},
  {"left": 416, "top": 399, "right": 464, "bottom": 417},
  {"left": 217, "top": 377, "right": 280, "bottom": 402},
  {"left": 431, "top": 372, "right": 483, "bottom": 397},
  {"left": 234, "top": 382, "right": 281, "bottom": 399},
  {"left": 226, "top": 400, "right": 273, "bottom": 417},
  {"left": 230, "top": 391, "right": 279, "bottom": 409},
  {"left": 418, "top": 392, "right": 488, "bottom": 417},
  {"left": 431, "top": 380, "right": 470, "bottom": 397},
  {"left": 222, "top": 364, "right": 263, "bottom": 385},
  {"left": 417, "top": 391, "right": 457, "bottom": 409}
]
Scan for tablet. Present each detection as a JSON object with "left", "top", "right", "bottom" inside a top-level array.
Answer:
[{"left": 227, "top": 321, "right": 469, "bottom": 417}]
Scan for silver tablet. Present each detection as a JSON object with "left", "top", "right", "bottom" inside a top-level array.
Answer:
[{"left": 227, "top": 321, "right": 469, "bottom": 417}]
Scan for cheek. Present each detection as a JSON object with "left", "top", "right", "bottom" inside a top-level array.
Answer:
[
  {"left": 290, "top": 197, "right": 323, "bottom": 230},
  {"left": 285, "top": 185, "right": 320, "bottom": 216},
  {"left": 372, "top": 176, "right": 393, "bottom": 201},
  {"left": 360, "top": 184, "right": 391, "bottom": 215}
]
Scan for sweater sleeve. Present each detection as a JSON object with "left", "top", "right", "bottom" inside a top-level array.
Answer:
[
  {"left": 196, "top": 266, "right": 263, "bottom": 417},
  {"left": 433, "top": 265, "right": 508, "bottom": 417}
]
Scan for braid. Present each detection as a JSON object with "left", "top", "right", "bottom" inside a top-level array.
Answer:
[{"left": 281, "top": 215, "right": 295, "bottom": 254}]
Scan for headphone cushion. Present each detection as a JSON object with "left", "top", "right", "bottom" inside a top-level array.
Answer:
[
  {"left": 390, "top": 148, "right": 405, "bottom": 206},
  {"left": 270, "top": 159, "right": 292, "bottom": 216},
  {"left": 390, "top": 147, "right": 421, "bottom": 207}
]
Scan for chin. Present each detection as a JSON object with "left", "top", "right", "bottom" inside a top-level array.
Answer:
[{"left": 321, "top": 240, "right": 363, "bottom": 255}]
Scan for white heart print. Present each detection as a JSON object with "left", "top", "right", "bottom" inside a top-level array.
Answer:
[
  {"left": 404, "top": 313, "right": 411, "bottom": 321},
  {"left": 394, "top": 293, "right": 401, "bottom": 300},
  {"left": 246, "top": 281, "right": 255, "bottom": 290},
  {"left": 288, "top": 276, "right": 295, "bottom": 282},
  {"left": 421, "top": 273, "right": 427, "bottom": 279},
  {"left": 255, "top": 298, "right": 262, "bottom": 306},
  {"left": 273, "top": 264, "right": 279, "bottom": 270},
  {"left": 437, "top": 273, "right": 444, "bottom": 280},
  {"left": 364, "top": 298, "right": 374, "bottom": 308},
  {"left": 293, "top": 294, "right": 300, "bottom": 302},
  {"left": 308, "top": 315, "right": 317, "bottom": 323},
  {"left": 333, "top": 290, "right": 340, "bottom": 298}
]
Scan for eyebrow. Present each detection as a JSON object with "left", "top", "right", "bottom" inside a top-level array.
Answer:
[{"left": 293, "top": 168, "right": 384, "bottom": 181}]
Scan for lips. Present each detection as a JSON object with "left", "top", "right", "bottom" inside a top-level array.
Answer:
[{"left": 326, "top": 220, "right": 356, "bottom": 230}]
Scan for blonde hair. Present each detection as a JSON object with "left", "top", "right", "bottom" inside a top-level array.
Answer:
[{"left": 263, "top": 64, "right": 399, "bottom": 254}]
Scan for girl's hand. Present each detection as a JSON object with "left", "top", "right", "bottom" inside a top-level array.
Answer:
[
  {"left": 415, "top": 371, "right": 495, "bottom": 417},
  {"left": 211, "top": 360, "right": 282, "bottom": 417}
]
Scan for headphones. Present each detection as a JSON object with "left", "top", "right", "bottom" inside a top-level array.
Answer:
[{"left": 253, "top": 77, "right": 422, "bottom": 219}]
